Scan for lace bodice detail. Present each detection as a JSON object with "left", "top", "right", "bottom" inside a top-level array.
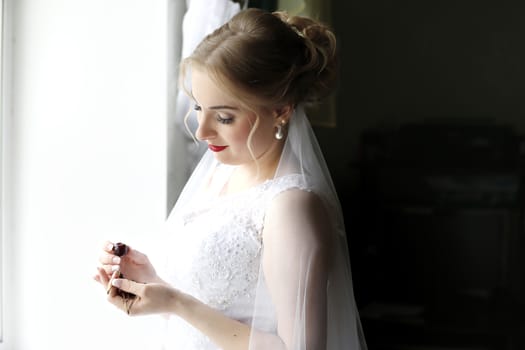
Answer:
[{"left": 162, "top": 165, "right": 308, "bottom": 349}]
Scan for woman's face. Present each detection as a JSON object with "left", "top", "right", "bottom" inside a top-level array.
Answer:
[{"left": 191, "top": 69, "right": 282, "bottom": 169}]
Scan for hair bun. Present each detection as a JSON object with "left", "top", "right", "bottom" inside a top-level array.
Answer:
[{"left": 273, "top": 11, "right": 339, "bottom": 105}]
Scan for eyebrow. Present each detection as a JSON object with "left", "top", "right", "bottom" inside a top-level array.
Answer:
[
  {"left": 208, "top": 105, "right": 239, "bottom": 111},
  {"left": 192, "top": 97, "right": 240, "bottom": 111}
]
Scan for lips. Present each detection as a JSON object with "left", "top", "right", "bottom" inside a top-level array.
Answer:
[{"left": 208, "top": 144, "right": 228, "bottom": 152}]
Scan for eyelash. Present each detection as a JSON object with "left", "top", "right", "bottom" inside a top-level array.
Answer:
[
  {"left": 194, "top": 104, "right": 234, "bottom": 125},
  {"left": 216, "top": 115, "right": 234, "bottom": 124}
]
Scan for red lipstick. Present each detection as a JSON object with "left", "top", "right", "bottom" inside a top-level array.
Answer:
[{"left": 208, "top": 144, "right": 228, "bottom": 152}]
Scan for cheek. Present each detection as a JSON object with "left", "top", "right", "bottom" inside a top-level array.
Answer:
[
  {"left": 228, "top": 120, "right": 255, "bottom": 145},
  {"left": 227, "top": 126, "right": 251, "bottom": 147},
  {"left": 249, "top": 125, "right": 274, "bottom": 152},
  {"left": 226, "top": 116, "right": 273, "bottom": 153}
]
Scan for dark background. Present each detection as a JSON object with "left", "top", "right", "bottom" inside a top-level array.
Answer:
[
  {"left": 324, "top": 0, "right": 525, "bottom": 185},
  {"left": 325, "top": 2, "right": 525, "bottom": 349}
]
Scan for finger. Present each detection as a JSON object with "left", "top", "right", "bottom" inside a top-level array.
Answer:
[
  {"left": 102, "top": 240, "right": 115, "bottom": 252},
  {"left": 107, "top": 291, "right": 136, "bottom": 316},
  {"left": 97, "top": 262, "right": 119, "bottom": 281},
  {"left": 99, "top": 251, "right": 121, "bottom": 265},
  {"left": 107, "top": 284, "right": 118, "bottom": 299},
  {"left": 125, "top": 247, "right": 148, "bottom": 264},
  {"left": 126, "top": 297, "right": 137, "bottom": 316},
  {"left": 107, "top": 270, "right": 120, "bottom": 295},
  {"left": 94, "top": 267, "right": 110, "bottom": 288},
  {"left": 96, "top": 267, "right": 109, "bottom": 283},
  {"left": 111, "top": 278, "right": 142, "bottom": 297},
  {"left": 99, "top": 263, "right": 120, "bottom": 276}
]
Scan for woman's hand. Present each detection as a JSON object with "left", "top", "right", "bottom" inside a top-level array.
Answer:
[
  {"left": 95, "top": 240, "right": 163, "bottom": 285},
  {"left": 100, "top": 270, "right": 180, "bottom": 316}
]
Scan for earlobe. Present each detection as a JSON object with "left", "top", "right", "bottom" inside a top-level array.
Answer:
[{"left": 273, "top": 104, "right": 293, "bottom": 123}]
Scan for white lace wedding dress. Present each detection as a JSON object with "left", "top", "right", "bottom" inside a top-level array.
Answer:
[
  {"left": 161, "top": 161, "right": 308, "bottom": 350},
  {"left": 157, "top": 107, "right": 366, "bottom": 350}
]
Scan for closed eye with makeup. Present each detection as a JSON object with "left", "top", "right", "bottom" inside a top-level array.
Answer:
[{"left": 193, "top": 103, "right": 235, "bottom": 125}]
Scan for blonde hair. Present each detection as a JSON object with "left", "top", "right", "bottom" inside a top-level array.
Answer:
[
  {"left": 180, "top": 8, "right": 339, "bottom": 111},
  {"left": 179, "top": 8, "right": 339, "bottom": 174}
]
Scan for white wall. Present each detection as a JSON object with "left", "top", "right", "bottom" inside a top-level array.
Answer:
[{"left": 2, "top": 1, "right": 168, "bottom": 349}]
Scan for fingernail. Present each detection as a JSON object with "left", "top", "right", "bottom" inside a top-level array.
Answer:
[
  {"left": 111, "top": 265, "right": 120, "bottom": 272},
  {"left": 112, "top": 256, "right": 121, "bottom": 264},
  {"left": 111, "top": 279, "right": 122, "bottom": 288},
  {"left": 106, "top": 243, "right": 113, "bottom": 251}
]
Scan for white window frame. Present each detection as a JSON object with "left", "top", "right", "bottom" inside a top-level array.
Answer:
[{"left": 0, "top": 0, "right": 5, "bottom": 341}]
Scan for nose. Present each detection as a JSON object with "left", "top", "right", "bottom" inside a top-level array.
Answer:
[{"left": 195, "top": 113, "right": 216, "bottom": 141}]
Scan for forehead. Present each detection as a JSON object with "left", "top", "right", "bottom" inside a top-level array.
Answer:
[{"left": 191, "top": 68, "right": 238, "bottom": 107}]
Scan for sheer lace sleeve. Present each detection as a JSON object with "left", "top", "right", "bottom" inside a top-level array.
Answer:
[{"left": 262, "top": 189, "right": 329, "bottom": 349}]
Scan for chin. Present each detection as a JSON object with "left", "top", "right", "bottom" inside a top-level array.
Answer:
[
  {"left": 213, "top": 153, "right": 245, "bottom": 166},
  {"left": 212, "top": 153, "right": 233, "bottom": 165}
]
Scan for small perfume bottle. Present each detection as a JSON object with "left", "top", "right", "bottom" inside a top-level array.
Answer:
[{"left": 110, "top": 242, "right": 135, "bottom": 300}]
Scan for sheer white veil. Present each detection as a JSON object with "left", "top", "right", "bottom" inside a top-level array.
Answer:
[{"left": 248, "top": 105, "right": 367, "bottom": 349}]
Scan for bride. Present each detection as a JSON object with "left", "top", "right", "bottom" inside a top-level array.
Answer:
[{"left": 94, "top": 8, "right": 367, "bottom": 350}]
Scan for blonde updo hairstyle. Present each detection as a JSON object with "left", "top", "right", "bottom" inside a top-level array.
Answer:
[{"left": 180, "top": 8, "right": 338, "bottom": 115}]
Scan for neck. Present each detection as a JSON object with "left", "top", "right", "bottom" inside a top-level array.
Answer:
[
  {"left": 245, "top": 139, "right": 284, "bottom": 180},
  {"left": 222, "top": 140, "right": 285, "bottom": 195}
]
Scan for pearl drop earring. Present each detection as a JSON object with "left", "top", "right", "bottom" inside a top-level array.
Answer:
[{"left": 275, "top": 121, "right": 285, "bottom": 140}]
